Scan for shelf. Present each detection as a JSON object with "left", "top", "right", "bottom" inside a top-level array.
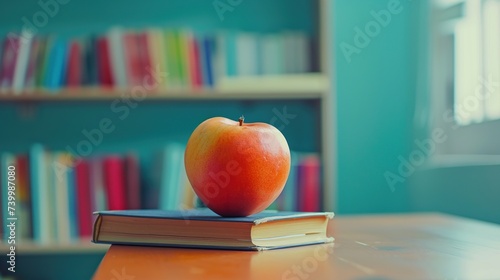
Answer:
[
  {"left": 0, "top": 240, "right": 109, "bottom": 254},
  {"left": 0, "top": 74, "right": 328, "bottom": 102}
]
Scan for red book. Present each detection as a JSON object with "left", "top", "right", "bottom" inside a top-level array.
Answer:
[
  {"left": 137, "top": 32, "right": 151, "bottom": 86},
  {"left": 66, "top": 40, "right": 82, "bottom": 87},
  {"left": 103, "top": 156, "right": 126, "bottom": 210},
  {"left": 124, "top": 154, "right": 141, "bottom": 209},
  {"left": 97, "top": 37, "right": 114, "bottom": 87},
  {"left": 123, "top": 33, "right": 142, "bottom": 86},
  {"left": 75, "top": 160, "right": 92, "bottom": 237},
  {"left": 17, "top": 155, "right": 32, "bottom": 238},
  {"left": 0, "top": 36, "right": 20, "bottom": 89},
  {"left": 298, "top": 155, "right": 321, "bottom": 212},
  {"left": 189, "top": 35, "right": 202, "bottom": 89}
]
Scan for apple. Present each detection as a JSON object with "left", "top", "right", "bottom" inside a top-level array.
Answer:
[{"left": 184, "top": 116, "right": 291, "bottom": 217}]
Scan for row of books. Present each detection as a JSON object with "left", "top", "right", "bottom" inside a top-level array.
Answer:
[
  {"left": 273, "top": 152, "right": 322, "bottom": 212},
  {"left": 0, "top": 145, "right": 144, "bottom": 244},
  {"left": 0, "top": 27, "right": 313, "bottom": 94},
  {"left": 0, "top": 144, "right": 321, "bottom": 244}
]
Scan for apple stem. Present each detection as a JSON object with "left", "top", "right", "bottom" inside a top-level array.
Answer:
[{"left": 239, "top": 116, "right": 244, "bottom": 126}]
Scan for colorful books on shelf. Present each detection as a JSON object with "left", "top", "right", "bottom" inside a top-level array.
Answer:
[
  {"left": 92, "top": 208, "right": 334, "bottom": 250},
  {"left": 0, "top": 28, "right": 313, "bottom": 95},
  {"left": 0, "top": 144, "right": 321, "bottom": 245},
  {"left": 0, "top": 145, "right": 144, "bottom": 244},
  {"left": 146, "top": 143, "right": 197, "bottom": 211},
  {"left": 274, "top": 152, "right": 322, "bottom": 212}
]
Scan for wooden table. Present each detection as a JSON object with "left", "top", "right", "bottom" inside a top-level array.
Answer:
[{"left": 93, "top": 213, "right": 500, "bottom": 279}]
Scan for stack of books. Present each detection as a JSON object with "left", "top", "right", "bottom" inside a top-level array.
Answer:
[{"left": 0, "top": 27, "right": 313, "bottom": 94}]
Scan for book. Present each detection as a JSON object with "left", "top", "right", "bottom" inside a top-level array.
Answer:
[
  {"left": 75, "top": 159, "right": 93, "bottom": 237},
  {"left": 108, "top": 27, "right": 128, "bottom": 88},
  {"left": 123, "top": 32, "right": 142, "bottom": 87},
  {"left": 298, "top": 155, "right": 321, "bottom": 212},
  {"left": 124, "top": 153, "right": 141, "bottom": 210},
  {"left": 11, "top": 33, "right": 32, "bottom": 93},
  {"left": 96, "top": 36, "right": 114, "bottom": 87},
  {"left": 16, "top": 154, "right": 32, "bottom": 239},
  {"left": 92, "top": 208, "right": 334, "bottom": 250},
  {"left": 0, "top": 36, "right": 19, "bottom": 91},
  {"left": 103, "top": 156, "right": 126, "bottom": 210},
  {"left": 24, "top": 37, "right": 40, "bottom": 91},
  {"left": 66, "top": 40, "right": 82, "bottom": 87}
]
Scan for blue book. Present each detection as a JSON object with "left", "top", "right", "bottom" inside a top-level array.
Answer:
[
  {"left": 67, "top": 165, "right": 78, "bottom": 240},
  {"left": 202, "top": 35, "right": 215, "bottom": 87},
  {"left": 159, "top": 143, "right": 184, "bottom": 210},
  {"left": 29, "top": 143, "right": 52, "bottom": 243},
  {"left": 92, "top": 208, "right": 334, "bottom": 250},
  {"left": 45, "top": 39, "right": 68, "bottom": 91}
]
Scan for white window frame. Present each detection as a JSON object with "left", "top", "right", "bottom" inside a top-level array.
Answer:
[{"left": 430, "top": 0, "right": 500, "bottom": 157}]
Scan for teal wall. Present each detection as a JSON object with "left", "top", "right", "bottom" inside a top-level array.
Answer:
[
  {"left": 332, "top": 0, "right": 418, "bottom": 214},
  {"left": 0, "top": 0, "right": 315, "bottom": 35}
]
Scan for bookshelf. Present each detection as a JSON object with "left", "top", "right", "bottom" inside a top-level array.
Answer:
[{"left": 0, "top": 0, "right": 335, "bottom": 259}]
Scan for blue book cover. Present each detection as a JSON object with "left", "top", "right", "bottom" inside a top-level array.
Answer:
[
  {"left": 67, "top": 165, "right": 78, "bottom": 240},
  {"left": 29, "top": 143, "right": 50, "bottom": 242},
  {"left": 159, "top": 143, "right": 184, "bottom": 210},
  {"left": 202, "top": 35, "right": 215, "bottom": 87},
  {"left": 45, "top": 39, "right": 68, "bottom": 90},
  {"left": 92, "top": 208, "right": 334, "bottom": 250}
]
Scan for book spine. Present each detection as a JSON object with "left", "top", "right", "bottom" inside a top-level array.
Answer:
[
  {"left": 125, "top": 154, "right": 141, "bottom": 210},
  {"left": 66, "top": 40, "right": 82, "bottom": 87},
  {"left": 97, "top": 36, "right": 114, "bottom": 87},
  {"left": 12, "top": 35, "right": 32, "bottom": 93},
  {"left": 103, "top": 156, "right": 126, "bottom": 210},
  {"left": 0, "top": 36, "right": 20, "bottom": 91},
  {"left": 76, "top": 159, "right": 93, "bottom": 237},
  {"left": 108, "top": 27, "right": 128, "bottom": 88},
  {"left": 298, "top": 155, "right": 321, "bottom": 212}
]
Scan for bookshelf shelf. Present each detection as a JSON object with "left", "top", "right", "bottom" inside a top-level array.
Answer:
[
  {"left": 0, "top": 241, "right": 109, "bottom": 254},
  {"left": 0, "top": 74, "right": 328, "bottom": 102}
]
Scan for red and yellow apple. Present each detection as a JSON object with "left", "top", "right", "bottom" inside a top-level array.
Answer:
[{"left": 184, "top": 116, "right": 291, "bottom": 217}]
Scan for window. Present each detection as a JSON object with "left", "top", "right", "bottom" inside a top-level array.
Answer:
[
  {"left": 452, "top": 0, "right": 500, "bottom": 125},
  {"left": 430, "top": 0, "right": 500, "bottom": 155}
]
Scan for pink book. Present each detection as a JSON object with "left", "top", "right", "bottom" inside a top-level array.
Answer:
[
  {"left": 137, "top": 32, "right": 152, "bottom": 87},
  {"left": 97, "top": 37, "right": 114, "bottom": 87},
  {"left": 75, "top": 159, "right": 92, "bottom": 237},
  {"left": 123, "top": 33, "right": 142, "bottom": 86},
  {"left": 298, "top": 155, "right": 321, "bottom": 212},
  {"left": 124, "top": 154, "right": 141, "bottom": 209},
  {"left": 189, "top": 35, "right": 202, "bottom": 89},
  {"left": 103, "top": 156, "right": 126, "bottom": 210},
  {"left": 66, "top": 40, "right": 82, "bottom": 87},
  {"left": 0, "top": 37, "right": 20, "bottom": 90}
]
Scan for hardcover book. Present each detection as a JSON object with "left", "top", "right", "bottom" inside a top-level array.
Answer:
[{"left": 92, "top": 208, "right": 334, "bottom": 251}]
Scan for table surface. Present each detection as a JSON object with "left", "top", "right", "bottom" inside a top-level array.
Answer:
[{"left": 92, "top": 213, "right": 500, "bottom": 280}]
